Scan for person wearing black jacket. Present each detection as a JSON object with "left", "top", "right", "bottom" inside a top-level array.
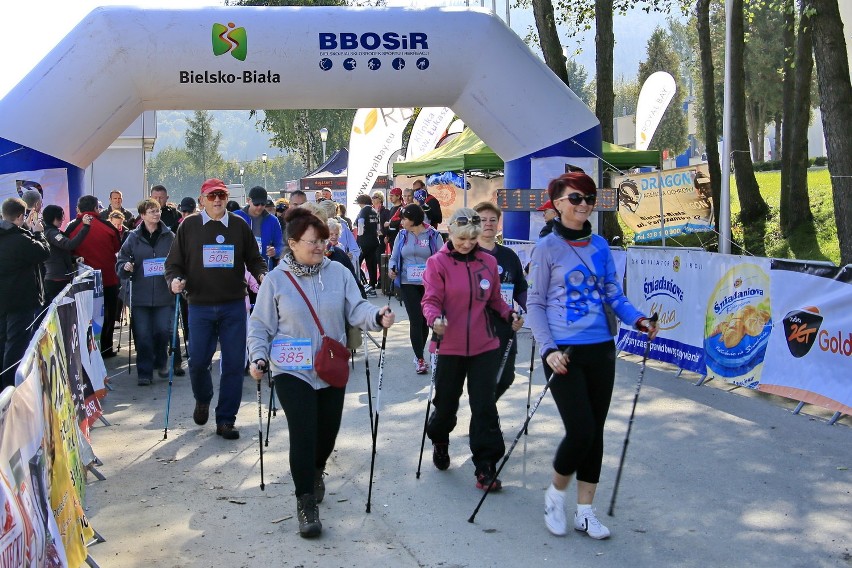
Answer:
[
  {"left": 354, "top": 194, "right": 380, "bottom": 292},
  {"left": 150, "top": 185, "right": 181, "bottom": 232},
  {"left": 0, "top": 198, "right": 50, "bottom": 389},
  {"left": 413, "top": 179, "right": 443, "bottom": 228},
  {"left": 42, "top": 205, "right": 92, "bottom": 306}
]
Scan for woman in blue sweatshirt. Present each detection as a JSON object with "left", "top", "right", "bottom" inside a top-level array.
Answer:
[{"left": 527, "top": 172, "right": 657, "bottom": 540}]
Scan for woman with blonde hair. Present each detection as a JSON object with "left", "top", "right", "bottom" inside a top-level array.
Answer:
[{"left": 421, "top": 207, "right": 523, "bottom": 491}]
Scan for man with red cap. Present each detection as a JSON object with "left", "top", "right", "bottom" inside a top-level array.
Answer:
[
  {"left": 537, "top": 199, "right": 559, "bottom": 239},
  {"left": 385, "top": 187, "right": 404, "bottom": 248},
  {"left": 165, "top": 179, "right": 268, "bottom": 440}
]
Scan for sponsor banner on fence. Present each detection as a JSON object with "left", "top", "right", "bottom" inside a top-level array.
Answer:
[
  {"left": 760, "top": 261, "right": 852, "bottom": 414},
  {"left": 618, "top": 248, "right": 706, "bottom": 373},
  {"left": 702, "top": 255, "right": 772, "bottom": 388},
  {"left": 613, "top": 165, "right": 713, "bottom": 242}
]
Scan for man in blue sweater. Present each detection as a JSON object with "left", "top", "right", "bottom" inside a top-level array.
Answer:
[{"left": 234, "top": 186, "right": 284, "bottom": 271}]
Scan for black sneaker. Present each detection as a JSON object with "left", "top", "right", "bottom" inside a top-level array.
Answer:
[
  {"left": 193, "top": 402, "right": 210, "bottom": 425},
  {"left": 137, "top": 376, "right": 152, "bottom": 386},
  {"left": 216, "top": 423, "right": 240, "bottom": 440},
  {"left": 475, "top": 467, "right": 502, "bottom": 492},
  {"left": 297, "top": 493, "right": 322, "bottom": 538},
  {"left": 174, "top": 366, "right": 186, "bottom": 377},
  {"left": 314, "top": 470, "right": 326, "bottom": 504},
  {"left": 432, "top": 442, "right": 450, "bottom": 471},
  {"left": 101, "top": 349, "right": 117, "bottom": 359}
]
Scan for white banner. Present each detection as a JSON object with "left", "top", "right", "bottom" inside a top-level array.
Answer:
[
  {"left": 760, "top": 261, "right": 852, "bottom": 414},
  {"left": 618, "top": 248, "right": 707, "bottom": 373},
  {"left": 405, "top": 107, "right": 454, "bottom": 160},
  {"left": 0, "top": 168, "right": 70, "bottom": 225},
  {"left": 635, "top": 71, "right": 677, "bottom": 151},
  {"left": 346, "top": 107, "right": 413, "bottom": 215}
]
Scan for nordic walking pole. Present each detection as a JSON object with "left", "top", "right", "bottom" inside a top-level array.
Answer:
[
  {"left": 256, "top": 365, "right": 267, "bottom": 491},
  {"left": 127, "top": 279, "right": 134, "bottom": 374},
  {"left": 363, "top": 329, "right": 374, "bottom": 433},
  {"left": 264, "top": 383, "right": 274, "bottom": 447},
  {"left": 494, "top": 331, "right": 515, "bottom": 396},
  {"left": 162, "top": 294, "right": 181, "bottom": 440},
  {"left": 525, "top": 337, "right": 536, "bottom": 435},
  {"left": 366, "top": 321, "right": 389, "bottom": 513},
  {"left": 116, "top": 303, "right": 125, "bottom": 351},
  {"left": 608, "top": 313, "right": 658, "bottom": 517},
  {"left": 416, "top": 329, "right": 442, "bottom": 479},
  {"left": 468, "top": 346, "right": 573, "bottom": 523}
]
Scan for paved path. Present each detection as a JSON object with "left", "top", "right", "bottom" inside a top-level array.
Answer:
[{"left": 85, "top": 298, "right": 851, "bottom": 567}]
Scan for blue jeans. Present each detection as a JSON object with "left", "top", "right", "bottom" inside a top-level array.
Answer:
[
  {"left": 0, "top": 308, "right": 38, "bottom": 390},
  {"left": 131, "top": 305, "right": 173, "bottom": 381},
  {"left": 188, "top": 300, "right": 246, "bottom": 425}
]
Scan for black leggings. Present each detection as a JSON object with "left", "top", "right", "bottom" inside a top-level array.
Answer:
[
  {"left": 275, "top": 375, "right": 346, "bottom": 496},
  {"left": 542, "top": 341, "right": 615, "bottom": 484},
  {"left": 360, "top": 244, "right": 380, "bottom": 287},
  {"left": 399, "top": 284, "right": 428, "bottom": 359}
]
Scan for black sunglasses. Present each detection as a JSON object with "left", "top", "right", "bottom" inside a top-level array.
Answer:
[
  {"left": 452, "top": 215, "right": 481, "bottom": 227},
  {"left": 251, "top": 200, "right": 266, "bottom": 207},
  {"left": 556, "top": 192, "right": 597, "bottom": 206}
]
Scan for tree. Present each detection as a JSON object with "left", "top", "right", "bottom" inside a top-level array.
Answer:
[
  {"left": 184, "top": 110, "right": 223, "bottom": 180},
  {"left": 258, "top": 109, "right": 355, "bottom": 173},
  {"left": 566, "top": 59, "right": 593, "bottom": 106},
  {"left": 696, "top": 0, "right": 722, "bottom": 233},
  {"left": 638, "top": 27, "right": 689, "bottom": 155},
  {"left": 532, "top": 0, "right": 570, "bottom": 86},
  {"left": 146, "top": 146, "right": 203, "bottom": 200},
  {"left": 809, "top": 0, "right": 852, "bottom": 265}
]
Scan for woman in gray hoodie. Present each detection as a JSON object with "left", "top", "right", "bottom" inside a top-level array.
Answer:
[{"left": 247, "top": 208, "right": 394, "bottom": 539}]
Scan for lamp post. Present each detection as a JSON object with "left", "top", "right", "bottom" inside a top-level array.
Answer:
[
  {"left": 319, "top": 128, "right": 328, "bottom": 163},
  {"left": 239, "top": 167, "right": 244, "bottom": 187},
  {"left": 261, "top": 153, "right": 268, "bottom": 190}
]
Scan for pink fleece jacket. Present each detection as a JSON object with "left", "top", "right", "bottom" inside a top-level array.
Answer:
[{"left": 421, "top": 243, "right": 514, "bottom": 357}]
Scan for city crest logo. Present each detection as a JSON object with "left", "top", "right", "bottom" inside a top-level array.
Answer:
[{"left": 212, "top": 22, "right": 247, "bottom": 61}]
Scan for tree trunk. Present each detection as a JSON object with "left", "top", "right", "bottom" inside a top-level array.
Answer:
[
  {"left": 697, "top": 0, "right": 722, "bottom": 235},
  {"left": 594, "top": 0, "right": 621, "bottom": 241},
  {"left": 532, "top": 0, "right": 570, "bottom": 86},
  {"left": 784, "top": 3, "right": 815, "bottom": 235},
  {"left": 746, "top": 99, "right": 762, "bottom": 162},
  {"left": 779, "top": 0, "right": 795, "bottom": 230},
  {"left": 809, "top": 0, "right": 852, "bottom": 265},
  {"left": 730, "top": 0, "right": 769, "bottom": 228}
]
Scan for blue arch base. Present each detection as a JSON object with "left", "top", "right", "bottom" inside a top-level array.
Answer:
[
  {"left": 502, "top": 125, "right": 601, "bottom": 240},
  {"left": 0, "top": 137, "right": 84, "bottom": 207}
]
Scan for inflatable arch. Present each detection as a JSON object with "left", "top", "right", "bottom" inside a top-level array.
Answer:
[{"left": 0, "top": 6, "right": 600, "bottom": 239}]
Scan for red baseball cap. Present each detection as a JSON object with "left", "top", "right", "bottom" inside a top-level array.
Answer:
[
  {"left": 201, "top": 178, "right": 228, "bottom": 195},
  {"left": 390, "top": 187, "right": 403, "bottom": 197},
  {"left": 536, "top": 199, "right": 554, "bottom": 211}
]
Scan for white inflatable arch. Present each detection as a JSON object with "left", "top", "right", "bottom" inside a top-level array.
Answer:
[{"left": 0, "top": 6, "right": 600, "bottom": 238}]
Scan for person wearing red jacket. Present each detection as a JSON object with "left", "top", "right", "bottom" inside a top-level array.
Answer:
[
  {"left": 421, "top": 207, "right": 523, "bottom": 491},
  {"left": 67, "top": 194, "right": 122, "bottom": 357}
]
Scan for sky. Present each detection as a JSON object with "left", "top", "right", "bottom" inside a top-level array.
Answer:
[{"left": 0, "top": 0, "right": 674, "bottom": 100}]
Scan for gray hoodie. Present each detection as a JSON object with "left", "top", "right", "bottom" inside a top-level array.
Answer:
[{"left": 247, "top": 257, "right": 382, "bottom": 389}]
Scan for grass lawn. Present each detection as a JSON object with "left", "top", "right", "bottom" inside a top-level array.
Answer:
[{"left": 619, "top": 168, "right": 841, "bottom": 265}]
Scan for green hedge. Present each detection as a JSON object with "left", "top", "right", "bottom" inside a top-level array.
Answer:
[{"left": 752, "top": 156, "right": 827, "bottom": 171}]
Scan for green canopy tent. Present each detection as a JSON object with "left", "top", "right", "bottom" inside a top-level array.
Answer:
[{"left": 393, "top": 129, "right": 661, "bottom": 175}]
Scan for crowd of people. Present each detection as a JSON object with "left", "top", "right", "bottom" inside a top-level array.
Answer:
[{"left": 0, "top": 171, "right": 657, "bottom": 541}]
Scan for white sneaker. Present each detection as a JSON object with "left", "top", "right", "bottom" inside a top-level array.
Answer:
[
  {"left": 544, "top": 485, "right": 567, "bottom": 536},
  {"left": 574, "top": 508, "right": 611, "bottom": 539}
]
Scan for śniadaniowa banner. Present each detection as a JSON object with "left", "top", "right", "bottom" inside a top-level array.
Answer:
[
  {"left": 760, "top": 261, "right": 852, "bottom": 414},
  {"left": 613, "top": 165, "right": 713, "bottom": 242},
  {"left": 618, "top": 248, "right": 707, "bottom": 373}
]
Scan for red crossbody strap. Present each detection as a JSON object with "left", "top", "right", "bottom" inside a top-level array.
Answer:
[{"left": 284, "top": 271, "right": 326, "bottom": 336}]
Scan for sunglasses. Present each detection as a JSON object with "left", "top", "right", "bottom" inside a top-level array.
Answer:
[
  {"left": 452, "top": 215, "right": 481, "bottom": 227},
  {"left": 205, "top": 191, "right": 229, "bottom": 201},
  {"left": 556, "top": 192, "right": 597, "bottom": 206},
  {"left": 251, "top": 200, "right": 266, "bottom": 207}
]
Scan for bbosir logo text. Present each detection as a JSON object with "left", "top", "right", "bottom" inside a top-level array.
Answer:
[{"left": 213, "top": 22, "right": 247, "bottom": 61}]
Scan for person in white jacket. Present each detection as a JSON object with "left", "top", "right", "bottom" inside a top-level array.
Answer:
[{"left": 247, "top": 207, "right": 394, "bottom": 539}]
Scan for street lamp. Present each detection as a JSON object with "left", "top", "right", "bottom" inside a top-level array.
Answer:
[
  {"left": 239, "top": 167, "right": 244, "bottom": 187},
  {"left": 261, "top": 153, "right": 268, "bottom": 190},
  {"left": 319, "top": 127, "right": 328, "bottom": 163}
]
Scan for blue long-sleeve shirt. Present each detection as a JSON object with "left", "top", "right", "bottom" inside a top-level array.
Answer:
[
  {"left": 233, "top": 209, "right": 284, "bottom": 266},
  {"left": 527, "top": 233, "right": 643, "bottom": 355}
]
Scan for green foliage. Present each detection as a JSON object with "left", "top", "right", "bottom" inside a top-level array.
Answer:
[
  {"left": 259, "top": 109, "right": 356, "bottom": 173},
  {"left": 566, "top": 58, "right": 593, "bottom": 105},
  {"left": 638, "top": 28, "right": 688, "bottom": 154},
  {"left": 184, "top": 110, "right": 223, "bottom": 179}
]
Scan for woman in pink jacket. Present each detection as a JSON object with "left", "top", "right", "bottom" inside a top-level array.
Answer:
[{"left": 421, "top": 207, "right": 524, "bottom": 491}]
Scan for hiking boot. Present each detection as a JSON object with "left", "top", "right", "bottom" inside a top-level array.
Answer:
[
  {"left": 432, "top": 442, "right": 450, "bottom": 471},
  {"left": 137, "top": 376, "right": 152, "bottom": 386},
  {"left": 193, "top": 402, "right": 209, "bottom": 425},
  {"left": 314, "top": 470, "right": 326, "bottom": 504},
  {"left": 475, "top": 466, "right": 502, "bottom": 491},
  {"left": 216, "top": 423, "right": 240, "bottom": 440},
  {"left": 574, "top": 507, "right": 610, "bottom": 539},
  {"left": 296, "top": 493, "right": 322, "bottom": 538},
  {"left": 544, "top": 484, "right": 567, "bottom": 536},
  {"left": 414, "top": 357, "right": 428, "bottom": 374}
]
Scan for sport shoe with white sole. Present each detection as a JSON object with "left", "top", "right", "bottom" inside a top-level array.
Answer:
[
  {"left": 574, "top": 507, "right": 611, "bottom": 539},
  {"left": 544, "top": 484, "right": 567, "bottom": 536}
]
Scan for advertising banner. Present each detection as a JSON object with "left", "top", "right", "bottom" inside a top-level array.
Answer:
[
  {"left": 617, "top": 248, "right": 707, "bottom": 373},
  {"left": 760, "top": 262, "right": 852, "bottom": 414},
  {"left": 0, "top": 169, "right": 70, "bottom": 224},
  {"left": 73, "top": 280, "right": 107, "bottom": 398},
  {"left": 635, "top": 71, "right": 676, "bottom": 151},
  {"left": 405, "top": 107, "right": 454, "bottom": 160},
  {"left": 613, "top": 165, "right": 713, "bottom": 242}
]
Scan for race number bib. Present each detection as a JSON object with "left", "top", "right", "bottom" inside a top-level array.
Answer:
[
  {"left": 270, "top": 338, "right": 313, "bottom": 371},
  {"left": 255, "top": 236, "right": 263, "bottom": 254},
  {"left": 203, "top": 244, "right": 235, "bottom": 268},
  {"left": 500, "top": 283, "right": 515, "bottom": 308},
  {"left": 142, "top": 257, "right": 166, "bottom": 278},
  {"left": 406, "top": 263, "right": 427, "bottom": 284}
]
